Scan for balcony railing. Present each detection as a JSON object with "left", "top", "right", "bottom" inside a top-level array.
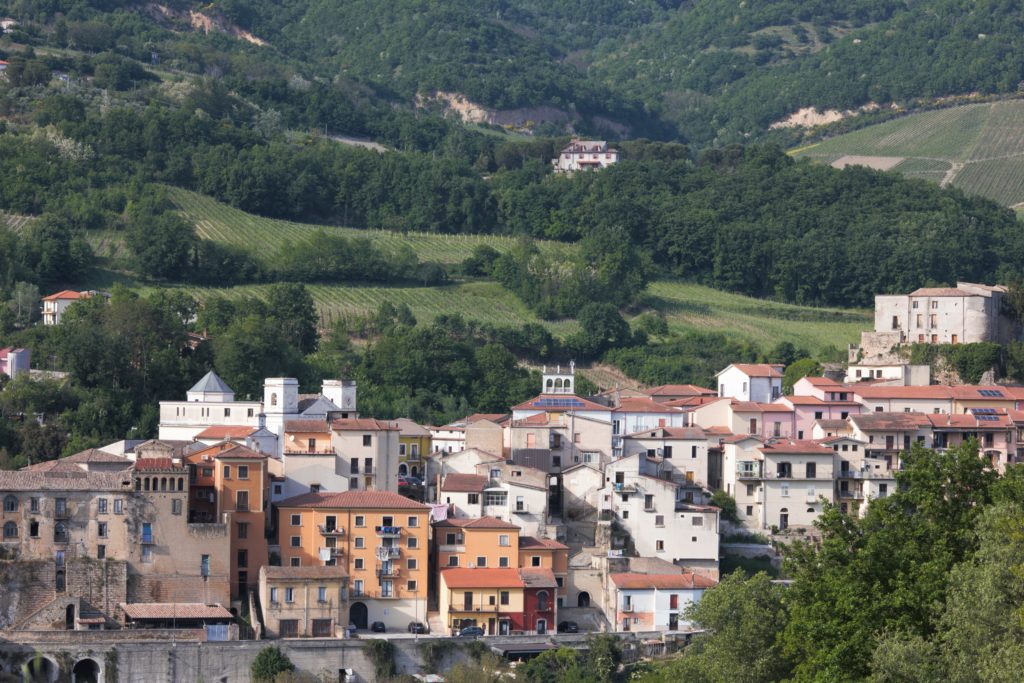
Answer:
[
  {"left": 377, "top": 546, "right": 401, "bottom": 559},
  {"left": 375, "top": 526, "right": 402, "bottom": 537},
  {"left": 377, "top": 565, "right": 400, "bottom": 577},
  {"left": 54, "top": 507, "right": 71, "bottom": 520},
  {"left": 736, "top": 463, "right": 762, "bottom": 479},
  {"left": 319, "top": 525, "right": 345, "bottom": 537},
  {"left": 284, "top": 449, "right": 335, "bottom": 456},
  {"left": 838, "top": 490, "right": 865, "bottom": 500},
  {"left": 839, "top": 470, "right": 894, "bottom": 480},
  {"left": 622, "top": 604, "right": 634, "bottom": 613},
  {"left": 320, "top": 547, "right": 344, "bottom": 558},
  {"left": 141, "top": 533, "right": 155, "bottom": 544},
  {"left": 612, "top": 482, "right": 638, "bottom": 493}
]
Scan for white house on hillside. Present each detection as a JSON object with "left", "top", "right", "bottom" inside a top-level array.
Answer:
[
  {"left": 716, "top": 364, "right": 784, "bottom": 402},
  {"left": 552, "top": 140, "right": 619, "bottom": 173}
]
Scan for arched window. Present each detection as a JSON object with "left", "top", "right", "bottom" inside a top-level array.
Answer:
[
  {"left": 160, "top": 477, "right": 167, "bottom": 491},
  {"left": 546, "top": 379, "right": 553, "bottom": 390},
  {"left": 271, "top": 393, "right": 278, "bottom": 406},
  {"left": 143, "top": 478, "right": 150, "bottom": 491},
  {"left": 54, "top": 522, "right": 68, "bottom": 543},
  {"left": 3, "top": 521, "right": 17, "bottom": 538},
  {"left": 537, "top": 590, "right": 549, "bottom": 611},
  {"left": 806, "top": 507, "right": 815, "bottom": 513},
  {"left": 3, "top": 495, "right": 17, "bottom": 512},
  {"left": 564, "top": 379, "right": 572, "bottom": 392},
  {"left": 135, "top": 479, "right": 141, "bottom": 491},
  {"left": 554, "top": 378, "right": 563, "bottom": 389},
  {"left": 178, "top": 478, "right": 184, "bottom": 491}
]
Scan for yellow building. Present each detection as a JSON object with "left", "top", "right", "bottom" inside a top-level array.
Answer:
[
  {"left": 276, "top": 490, "right": 429, "bottom": 630},
  {"left": 258, "top": 565, "right": 349, "bottom": 638},
  {"left": 393, "top": 418, "right": 431, "bottom": 479},
  {"left": 439, "top": 567, "right": 525, "bottom": 636}
]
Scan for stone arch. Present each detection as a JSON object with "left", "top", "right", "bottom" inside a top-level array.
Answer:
[
  {"left": 143, "top": 478, "right": 150, "bottom": 491},
  {"left": 546, "top": 379, "right": 553, "bottom": 390},
  {"left": 554, "top": 378, "right": 563, "bottom": 390},
  {"left": 577, "top": 591, "right": 591, "bottom": 607},
  {"left": 160, "top": 478, "right": 167, "bottom": 491},
  {"left": 349, "top": 601, "right": 368, "bottom": 630},
  {"left": 24, "top": 654, "right": 59, "bottom": 683},
  {"left": 564, "top": 378, "right": 572, "bottom": 392},
  {"left": 71, "top": 657, "right": 101, "bottom": 683},
  {"left": 398, "top": 463, "right": 408, "bottom": 476}
]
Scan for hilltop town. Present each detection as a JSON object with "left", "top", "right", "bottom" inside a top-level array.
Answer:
[{"left": 2, "top": 280, "right": 1023, "bottom": 679}]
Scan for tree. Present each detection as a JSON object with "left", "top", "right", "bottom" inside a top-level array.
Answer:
[
  {"left": 250, "top": 646, "right": 295, "bottom": 682},
  {"left": 584, "top": 633, "right": 622, "bottom": 683},
  {"left": 573, "top": 303, "right": 631, "bottom": 359},
  {"left": 709, "top": 490, "right": 739, "bottom": 524},
  {"left": 266, "top": 283, "right": 319, "bottom": 355},
  {"left": 782, "top": 358, "right": 820, "bottom": 395},
  {"left": 516, "top": 647, "right": 587, "bottom": 683},
  {"left": 8, "top": 281, "right": 40, "bottom": 327},
  {"left": 125, "top": 204, "right": 197, "bottom": 280}
]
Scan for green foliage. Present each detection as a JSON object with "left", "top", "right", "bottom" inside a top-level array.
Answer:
[
  {"left": 417, "top": 639, "right": 456, "bottom": 674},
  {"left": 364, "top": 638, "right": 396, "bottom": 680},
  {"left": 782, "top": 358, "right": 821, "bottom": 395},
  {"left": 605, "top": 332, "right": 760, "bottom": 388},
  {"left": 515, "top": 647, "right": 587, "bottom": 683},
  {"left": 250, "top": 646, "right": 295, "bottom": 683},
  {"left": 709, "top": 491, "right": 739, "bottom": 525},
  {"left": 908, "top": 342, "right": 1003, "bottom": 384},
  {"left": 584, "top": 633, "right": 623, "bottom": 683}
]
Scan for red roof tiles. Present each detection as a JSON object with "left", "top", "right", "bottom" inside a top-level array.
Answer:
[
  {"left": 610, "top": 573, "right": 717, "bottom": 590},
  {"left": 518, "top": 536, "right": 568, "bottom": 550},
  {"left": 441, "top": 473, "right": 489, "bottom": 493},
  {"left": 331, "top": 418, "right": 398, "bottom": 431},
  {"left": 42, "top": 289, "right": 86, "bottom": 301},
  {"left": 278, "top": 490, "right": 429, "bottom": 510},
  {"left": 195, "top": 425, "right": 259, "bottom": 439},
  {"left": 441, "top": 567, "right": 524, "bottom": 589},
  {"left": 434, "top": 516, "right": 520, "bottom": 530},
  {"left": 121, "top": 603, "right": 232, "bottom": 620}
]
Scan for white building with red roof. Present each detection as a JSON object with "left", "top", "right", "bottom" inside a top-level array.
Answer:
[
  {"left": 715, "top": 363, "right": 784, "bottom": 402},
  {"left": 41, "top": 289, "right": 89, "bottom": 325},
  {"left": 608, "top": 572, "right": 716, "bottom": 632}
]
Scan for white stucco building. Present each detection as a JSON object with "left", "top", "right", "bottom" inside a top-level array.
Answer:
[
  {"left": 608, "top": 572, "right": 716, "bottom": 632},
  {"left": 551, "top": 140, "right": 619, "bottom": 173},
  {"left": 716, "top": 364, "right": 784, "bottom": 402}
]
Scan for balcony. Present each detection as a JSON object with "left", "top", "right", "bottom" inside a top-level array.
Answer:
[
  {"left": 377, "top": 565, "right": 400, "bottom": 578},
  {"left": 319, "top": 525, "right": 345, "bottom": 537},
  {"left": 612, "top": 482, "right": 639, "bottom": 493},
  {"left": 141, "top": 533, "right": 155, "bottom": 544},
  {"left": 375, "top": 526, "right": 402, "bottom": 537},
  {"left": 284, "top": 449, "right": 335, "bottom": 456},
  {"left": 736, "top": 463, "right": 762, "bottom": 479},
  {"left": 839, "top": 490, "right": 865, "bottom": 500},
  {"left": 320, "top": 547, "right": 344, "bottom": 559},
  {"left": 513, "top": 505, "right": 529, "bottom": 515},
  {"left": 377, "top": 546, "right": 401, "bottom": 560},
  {"left": 621, "top": 604, "right": 634, "bottom": 613},
  {"left": 54, "top": 507, "right": 71, "bottom": 520},
  {"left": 840, "top": 470, "right": 894, "bottom": 480}
]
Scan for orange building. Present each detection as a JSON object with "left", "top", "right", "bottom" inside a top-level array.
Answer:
[
  {"left": 276, "top": 490, "right": 430, "bottom": 630},
  {"left": 518, "top": 536, "right": 569, "bottom": 604},
  {"left": 434, "top": 517, "right": 521, "bottom": 569},
  {"left": 186, "top": 442, "right": 270, "bottom": 600}
]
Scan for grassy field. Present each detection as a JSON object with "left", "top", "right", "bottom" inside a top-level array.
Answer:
[
  {"left": 793, "top": 100, "right": 1024, "bottom": 207},
  {"left": 78, "top": 187, "right": 867, "bottom": 355},
  {"left": 165, "top": 187, "right": 573, "bottom": 263}
]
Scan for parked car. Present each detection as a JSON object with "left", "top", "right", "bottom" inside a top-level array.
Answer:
[
  {"left": 458, "top": 625, "right": 485, "bottom": 637},
  {"left": 558, "top": 621, "right": 579, "bottom": 633},
  {"left": 408, "top": 621, "right": 429, "bottom": 634},
  {"left": 371, "top": 621, "right": 387, "bottom": 633},
  {"left": 398, "top": 475, "right": 423, "bottom": 488}
]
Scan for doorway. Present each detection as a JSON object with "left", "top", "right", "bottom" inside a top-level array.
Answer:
[
  {"left": 71, "top": 658, "right": 100, "bottom": 683},
  {"left": 577, "top": 591, "right": 591, "bottom": 608},
  {"left": 348, "top": 602, "right": 368, "bottom": 630}
]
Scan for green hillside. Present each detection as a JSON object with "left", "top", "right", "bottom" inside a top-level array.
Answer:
[{"left": 794, "top": 100, "right": 1024, "bottom": 206}]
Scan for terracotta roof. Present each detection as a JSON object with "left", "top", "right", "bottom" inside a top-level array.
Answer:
[
  {"left": 195, "top": 425, "right": 258, "bottom": 439},
  {"left": 519, "top": 568, "right": 557, "bottom": 588},
  {"left": 134, "top": 458, "right": 182, "bottom": 471},
  {"left": 610, "top": 573, "right": 717, "bottom": 590},
  {"left": 277, "top": 490, "right": 429, "bottom": 510},
  {"left": 612, "top": 397, "right": 681, "bottom": 414},
  {"left": 120, "top": 603, "right": 232, "bottom": 620},
  {"left": 852, "top": 385, "right": 954, "bottom": 400},
  {"left": 815, "top": 419, "right": 849, "bottom": 431},
  {"left": 284, "top": 419, "right": 331, "bottom": 433},
  {"left": 645, "top": 384, "right": 716, "bottom": 397},
  {"left": 703, "top": 425, "right": 734, "bottom": 436},
  {"left": 722, "top": 434, "right": 762, "bottom": 444},
  {"left": 331, "top": 418, "right": 398, "bottom": 431},
  {"left": 434, "top": 516, "right": 520, "bottom": 530},
  {"left": 927, "top": 413, "right": 1013, "bottom": 429},
  {"left": 26, "top": 449, "right": 131, "bottom": 470},
  {"left": 909, "top": 287, "right": 971, "bottom": 297},
  {"left": 802, "top": 377, "right": 844, "bottom": 387},
  {"left": 41, "top": 289, "right": 85, "bottom": 301},
  {"left": 663, "top": 396, "right": 722, "bottom": 409},
  {"left": 718, "top": 363, "right": 783, "bottom": 378},
  {"left": 213, "top": 443, "right": 267, "bottom": 460},
  {"left": 623, "top": 426, "right": 706, "bottom": 440},
  {"left": 467, "top": 413, "right": 510, "bottom": 425},
  {"left": 262, "top": 566, "right": 348, "bottom": 580},
  {"left": 441, "top": 473, "right": 489, "bottom": 493},
  {"left": 512, "top": 394, "right": 611, "bottom": 412},
  {"left": 947, "top": 385, "right": 1020, "bottom": 400},
  {"left": 849, "top": 413, "right": 931, "bottom": 430},
  {"left": 0, "top": 470, "right": 132, "bottom": 491},
  {"left": 730, "top": 401, "right": 793, "bottom": 413},
  {"left": 518, "top": 536, "right": 568, "bottom": 550},
  {"left": 392, "top": 417, "right": 433, "bottom": 436},
  {"left": 441, "top": 567, "right": 524, "bottom": 589},
  {"left": 513, "top": 413, "right": 552, "bottom": 426},
  {"left": 759, "top": 439, "right": 834, "bottom": 455}
]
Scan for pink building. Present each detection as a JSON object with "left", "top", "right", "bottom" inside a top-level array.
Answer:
[{"left": 778, "top": 396, "right": 863, "bottom": 441}]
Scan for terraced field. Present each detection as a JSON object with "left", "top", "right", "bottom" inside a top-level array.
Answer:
[
  {"left": 793, "top": 100, "right": 1024, "bottom": 207},
  {"left": 0, "top": 212, "right": 36, "bottom": 233},
  {"left": 166, "top": 187, "right": 573, "bottom": 263}
]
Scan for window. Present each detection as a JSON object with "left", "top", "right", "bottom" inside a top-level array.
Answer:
[
  {"left": 781, "top": 484, "right": 790, "bottom": 498},
  {"left": 223, "top": 466, "right": 231, "bottom": 479},
  {"left": 2, "top": 495, "right": 17, "bottom": 512},
  {"left": 382, "top": 516, "right": 394, "bottom": 527},
  {"left": 407, "top": 516, "right": 418, "bottom": 528},
  {"left": 499, "top": 557, "right": 509, "bottom": 567},
  {"left": 141, "top": 546, "right": 153, "bottom": 563},
  {"left": 238, "top": 549, "right": 248, "bottom": 568},
  {"left": 746, "top": 505, "right": 753, "bottom": 516},
  {"left": 238, "top": 465, "right": 249, "bottom": 480},
  {"left": 353, "top": 579, "right": 364, "bottom": 596},
  {"left": 270, "top": 587, "right": 279, "bottom": 603},
  {"left": 476, "top": 556, "right": 486, "bottom": 567},
  {"left": 407, "top": 580, "right": 417, "bottom": 592},
  {"left": 773, "top": 422, "right": 782, "bottom": 437},
  {"left": 97, "top": 545, "right": 106, "bottom": 559},
  {"left": 236, "top": 491, "right": 249, "bottom": 512},
  {"left": 532, "top": 556, "right": 541, "bottom": 567},
  {"left": 290, "top": 536, "right": 300, "bottom": 548},
  {"left": 97, "top": 498, "right": 108, "bottom": 514},
  {"left": 500, "top": 591, "right": 510, "bottom": 605},
  {"left": 746, "top": 484, "right": 755, "bottom": 496},
  {"left": 355, "top": 515, "right": 365, "bottom": 527},
  {"left": 2, "top": 521, "right": 16, "bottom": 538},
  {"left": 537, "top": 591, "right": 549, "bottom": 611},
  {"left": 446, "top": 533, "right": 457, "bottom": 545},
  {"left": 448, "top": 556, "right": 459, "bottom": 567},
  {"left": 285, "top": 587, "right": 295, "bottom": 603},
  {"left": 290, "top": 557, "right": 300, "bottom": 567},
  {"left": 29, "top": 521, "right": 38, "bottom": 537},
  {"left": 913, "top": 301, "right": 919, "bottom": 309},
  {"left": 484, "top": 492, "right": 507, "bottom": 507},
  {"left": 362, "top": 435, "right": 372, "bottom": 447},
  {"left": 916, "top": 314, "right": 923, "bottom": 327},
  {"left": 350, "top": 459, "right": 359, "bottom": 474},
  {"left": 399, "top": 444, "right": 407, "bottom": 456},
  {"left": 692, "top": 516, "right": 704, "bottom": 527},
  {"left": 317, "top": 586, "right": 328, "bottom": 603},
  {"left": 467, "top": 493, "right": 479, "bottom": 505},
  {"left": 291, "top": 514, "right": 302, "bottom": 526},
  {"left": 806, "top": 463, "right": 816, "bottom": 478},
  {"left": 407, "top": 537, "right": 418, "bottom": 550},
  {"left": 644, "top": 494, "right": 654, "bottom": 511},
  {"left": 406, "top": 558, "right": 418, "bottom": 570},
  {"left": 355, "top": 537, "right": 364, "bottom": 549},
  {"left": 655, "top": 515, "right": 665, "bottom": 527},
  {"left": 202, "top": 467, "right": 213, "bottom": 478},
  {"left": 656, "top": 540, "right": 665, "bottom": 552},
  {"left": 273, "top": 484, "right": 282, "bottom": 496},
  {"left": 499, "top": 534, "right": 510, "bottom": 547},
  {"left": 237, "top": 522, "right": 249, "bottom": 539},
  {"left": 97, "top": 522, "right": 108, "bottom": 538},
  {"left": 931, "top": 301, "right": 938, "bottom": 309},
  {"left": 172, "top": 499, "right": 182, "bottom": 515},
  {"left": 490, "top": 468, "right": 501, "bottom": 480}
]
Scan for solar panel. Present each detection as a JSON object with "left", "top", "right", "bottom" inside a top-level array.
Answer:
[
  {"left": 978, "top": 389, "right": 1004, "bottom": 397},
  {"left": 976, "top": 415, "right": 999, "bottom": 421},
  {"left": 535, "top": 398, "right": 585, "bottom": 408},
  {"left": 970, "top": 408, "right": 997, "bottom": 414}
]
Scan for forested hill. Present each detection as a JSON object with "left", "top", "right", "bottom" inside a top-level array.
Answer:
[{"left": 7, "top": 1, "right": 1024, "bottom": 144}]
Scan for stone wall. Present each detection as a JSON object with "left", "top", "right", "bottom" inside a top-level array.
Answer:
[{"left": 1, "top": 559, "right": 128, "bottom": 629}]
